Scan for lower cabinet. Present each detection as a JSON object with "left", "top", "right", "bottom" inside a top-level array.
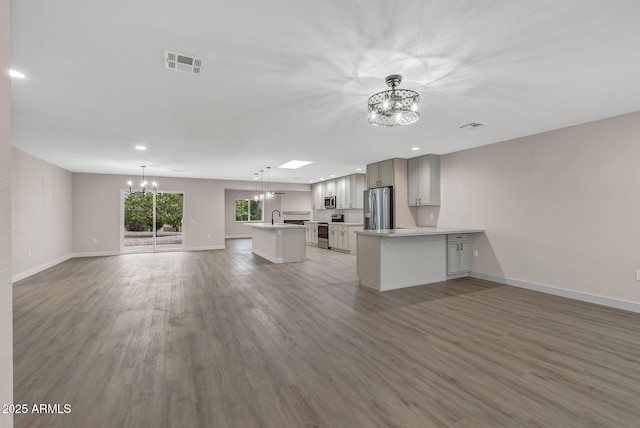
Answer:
[
  {"left": 329, "top": 225, "right": 361, "bottom": 253},
  {"left": 447, "top": 234, "right": 471, "bottom": 275},
  {"left": 305, "top": 223, "right": 318, "bottom": 245}
]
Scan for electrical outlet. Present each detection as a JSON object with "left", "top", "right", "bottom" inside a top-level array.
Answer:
[
  {"left": 27, "top": 250, "right": 31, "bottom": 257},
  {"left": 429, "top": 213, "right": 434, "bottom": 220},
  {"left": 93, "top": 238, "right": 97, "bottom": 243},
  {"left": 636, "top": 270, "right": 640, "bottom": 281},
  {"left": 473, "top": 250, "right": 478, "bottom": 258}
]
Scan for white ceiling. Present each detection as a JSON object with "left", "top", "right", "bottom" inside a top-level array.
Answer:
[{"left": 10, "top": 1, "right": 640, "bottom": 185}]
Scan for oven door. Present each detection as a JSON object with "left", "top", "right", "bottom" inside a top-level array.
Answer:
[{"left": 317, "top": 223, "right": 329, "bottom": 249}]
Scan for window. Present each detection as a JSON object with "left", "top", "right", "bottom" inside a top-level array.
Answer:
[{"left": 235, "top": 199, "right": 263, "bottom": 222}]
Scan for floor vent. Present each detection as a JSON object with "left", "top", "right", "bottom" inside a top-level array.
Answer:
[
  {"left": 164, "top": 50, "right": 203, "bottom": 74},
  {"left": 459, "top": 122, "right": 486, "bottom": 129}
]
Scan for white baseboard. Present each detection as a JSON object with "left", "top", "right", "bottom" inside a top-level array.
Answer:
[
  {"left": 251, "top": 249, "right": 283, "bottom": 264},
  {"left": 184, "top": 245, "right": 225, "bottom": 251},
  {"left": 71, "top": 251, "right": 120, "bottom": 258},
  {"left": 225, "top": 235, "right": 251, "bottom": 239},
  {"left": 470, "top": 272, "right": 640, "bottom": 314},
  {"left": 12, "top": 254, "right": 73, "bottom": 283}
]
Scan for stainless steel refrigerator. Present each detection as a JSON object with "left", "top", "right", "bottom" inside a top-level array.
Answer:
[{"left": 363, "top": 186, "right": 394, "bottom": 230}]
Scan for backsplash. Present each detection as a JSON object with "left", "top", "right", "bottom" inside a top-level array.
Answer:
[{"left": 314, "top": 209, "right": 363, "bottom": 223}]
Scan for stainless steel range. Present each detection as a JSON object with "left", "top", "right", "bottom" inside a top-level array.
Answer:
[{"left": 317, "top": 222, "right": 329, "bottom": 249}]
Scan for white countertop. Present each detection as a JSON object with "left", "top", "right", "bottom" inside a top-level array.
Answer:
[
  {"left": 245, "top": 222, "right": 306, "bottom": 229},
  {"left": 354, "top": 227, "right": 484, "bottom": 237},
  {"left": 304, "top": 221, "right": 363, "bottom": 226}
]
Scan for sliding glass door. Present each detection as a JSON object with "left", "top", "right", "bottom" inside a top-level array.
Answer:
[{"left": 123, "top": 190, "right": 184, "bottom": 252}]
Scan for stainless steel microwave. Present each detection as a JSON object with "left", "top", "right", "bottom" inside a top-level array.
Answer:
[{"left": 323, "top": 196, "right": 336, "bottom": 209}]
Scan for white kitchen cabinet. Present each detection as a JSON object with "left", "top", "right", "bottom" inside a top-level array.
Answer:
[
  {"left": 348, "top": 174, "right": 365, "bottom": 208},
  {"left": 311, "top": 182, "right": 324, "bottom": 210},
  {"left": 367, "top": 159, "right": 394, "bottom": 188},
  {"left": 408, "top": 154, "right": 440, "bottom": 206},
  {"left": 329, "top": 224, "right": 361, "bottom": 253},
  {"left": 447, "top": 234, "right": 471, "bottom": 275},
  {"left": 329, "top": 224, "right": 338, "bottom": 248},
  {"left": 336, "top": 176, "right": 348, "bottom": 209},
  {"left": 305, "top": 223, "right": 318, "bottom": 245},
  {"left": 338, "top": 225, "right": 348, "bottom": 251},
  {"left": 324, "top": 179, "right": 336, "bottom": 197},
  {"left": 311, "top": 174, "right": 365, "bottom": 210}
]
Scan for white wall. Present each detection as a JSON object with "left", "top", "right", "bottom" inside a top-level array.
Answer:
[
  {"left": 0, "top": 0, "right": 13, "bottom": 424},
  {"left": 436, "top": 111, "right": 640, "bottom": 308},
  {"left": 12, "top": 149, "right": 73, "bottom": 281},
  {"left": 72, "top": 173, "right": 310, "bottom": 254},
  {"left": 225, "top": 190, "right": 282, "bottom": 238}
]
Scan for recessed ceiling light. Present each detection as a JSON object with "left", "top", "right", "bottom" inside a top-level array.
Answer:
[
  {"left": 330, "top": 174, "right": 335, "bottom": 178},
  {"left": 278, "top": 160, "right": 313, "bottom": 169},
  {"left": 135, "top": 145, "right": 147, "bottom": 151},
  {"left": 356, "top": 168, "right": 362, "bottom": 171},
  {"left": 172, "top": 169, "right": 183, "bottom": 173},
  {"left": 9, "top": 69, "right": 25, "bottom": 79},
  {"left": 411, "top": 147, "right": 420, "bottom": 151},
  {"left": 319, "top": 178, "right": 324, "bottom": 180}
]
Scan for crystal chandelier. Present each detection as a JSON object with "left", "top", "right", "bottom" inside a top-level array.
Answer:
[
  {"left": 127, "top": 165, "right": 157, "bottom": 194},
  {"left": 368, "top": 74, "right": 420, "bottom": 127}
]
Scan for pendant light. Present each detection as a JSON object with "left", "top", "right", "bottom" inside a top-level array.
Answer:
[
  {"left": 266, "top": 166, "right": 274, "bottom": 199},
  {"left": 253, "top": 173, "right": 260, "bottom": 200}
]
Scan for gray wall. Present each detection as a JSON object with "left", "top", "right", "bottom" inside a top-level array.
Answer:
[
  {"left": 224, "top": 190, "right": 282, "bottom": 238},
  {"left": 12, "top": 149, "right": 72, "bottom": 281},
  {"left": 71, "top": 173, "right": 310, "bottom": 255},
  {"left": 1, "top": 0, "right": 13, "bottom": 424},
  {"left": 434, "top": 110, "right": 640, "bottom": 307}
]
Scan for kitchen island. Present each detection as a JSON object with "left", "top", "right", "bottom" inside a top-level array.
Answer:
[
  {"left": 248, "top": 223, "right": 306, "bottom": 264},
  {"left": 354, "top": 227, "right": 484, "bottom": 291}
]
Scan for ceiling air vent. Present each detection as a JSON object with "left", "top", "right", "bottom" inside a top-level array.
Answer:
[
  {"left": 459, "top": 122, "right": 486, "bottom": 130},
  {"left": 164, "top": 50, "right": 203, "bottom": 74}
]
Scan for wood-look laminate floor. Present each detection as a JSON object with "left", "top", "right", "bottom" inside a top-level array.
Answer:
[{"left": 13, "top": 239, "right": 640, "bottom": 427}]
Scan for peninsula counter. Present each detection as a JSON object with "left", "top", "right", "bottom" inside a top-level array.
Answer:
[{"left": 354, "top": 227, "right": 484, "bottom": 291}]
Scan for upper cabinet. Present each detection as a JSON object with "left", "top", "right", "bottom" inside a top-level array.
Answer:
[
  {"left": 311, "top": 174, "right": 365, "bottom": 210},
  {"left": 408, "top": 154, "right": 440, "bottom": 206},
  {"left": 324, "top": 179, "right": 336, "bottom": 196},
  {"left": 366, "top": 159, "right": 394, "bottom": 188},
  {"left": 311, "top": 181, "right": 324, "bottom": 210}
]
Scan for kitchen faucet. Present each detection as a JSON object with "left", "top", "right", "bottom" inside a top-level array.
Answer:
[{"left": 271, "top": 209, "right": 281, "bottom": 225}]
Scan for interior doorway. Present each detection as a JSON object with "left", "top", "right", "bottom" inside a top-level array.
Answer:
[{"left": 122, "top": 190, "right": 184, "bottom": 252}]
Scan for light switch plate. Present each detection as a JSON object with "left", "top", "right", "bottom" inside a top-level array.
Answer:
[{"left": 636, "top": 270, "right": 640, "bottom": 281}]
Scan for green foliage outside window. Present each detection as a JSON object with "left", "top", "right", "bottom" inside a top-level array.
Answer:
[
  {"left": 236, "top": 199, "right": 262, "bottom": 222},
  {"left": 124, "top": 192, "right": 184, "bottom": 231}
]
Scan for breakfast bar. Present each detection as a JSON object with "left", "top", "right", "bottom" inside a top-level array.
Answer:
[{"left": 355, "top": 227, "right": 484, "bottom": 291}]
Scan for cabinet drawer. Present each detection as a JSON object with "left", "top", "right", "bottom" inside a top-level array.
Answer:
[{"left": 447, "top": 234, "right": 470, "bottom": 243}]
